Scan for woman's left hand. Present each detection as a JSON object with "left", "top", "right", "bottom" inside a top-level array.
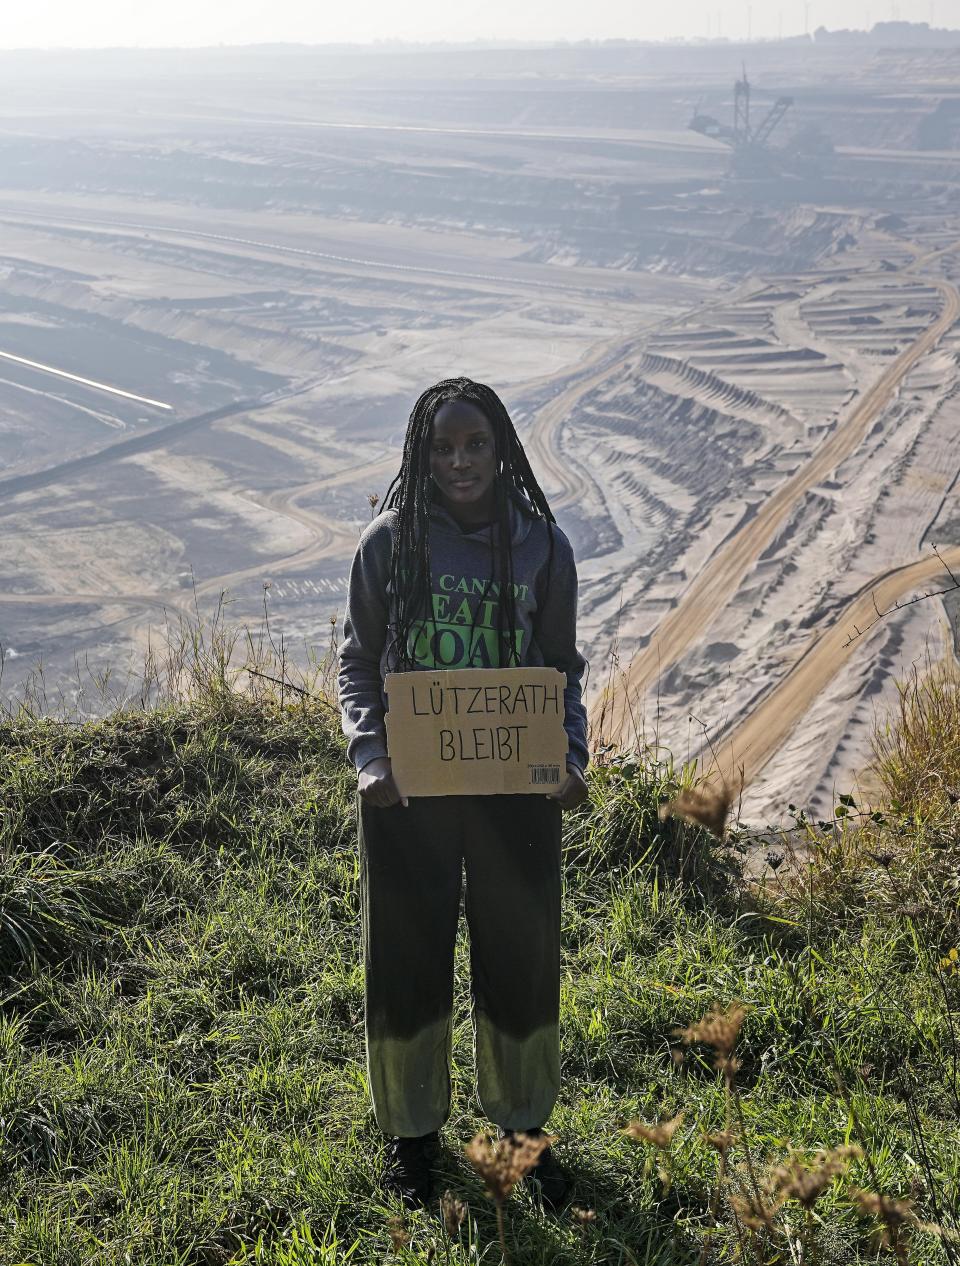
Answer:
[{"left": 547, "top": 763, "right": 589, "bottom": 810}]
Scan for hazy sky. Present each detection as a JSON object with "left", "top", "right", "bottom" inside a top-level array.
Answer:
[{"left": 0, "top": 0, "right": 955, "bottom": 49}]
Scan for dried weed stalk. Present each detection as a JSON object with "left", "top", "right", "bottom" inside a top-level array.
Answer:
[
  {"left": 659, "top": 786, "right": 732, "bottom": 839},
  {"left": 675, "top": 1003, "right": 759, "bottom": 1263},
  {"left": 440, "top": 1190, "right": 467, "bottom": 1240},
  {"left": 624, "top": 1111, "right": 685, "bottom": 1193},
  {"left": 386, "top": 1214, "right": 409, "bottom": 1255},
  {"left": 764, "top": 1145, "right": 863, "bottom": 1261},
  {"left": 728, "top": 1183, "right": 783, "bottom": 1234},
  {"left": 851, "top": 1188, "right": 917, "bottom": 1266},
  {"left": 624, "top": 1111, "right": 685, "bottom": 1150},
  {"left": 464, "top": 1131, "right": 554, "bottom": 1265},
  {"left": 725, "top": 1144, "right": 861, "bottom": 1257},
  {"left": 676, "top": 1002, "right": 746, "bottom": 1072},
  {"left": 773, "top": 1145, "right": 862, "bottom": 1211},
  {"left": 439, "top": 1189, "right": 467, "bottom": 1264}
]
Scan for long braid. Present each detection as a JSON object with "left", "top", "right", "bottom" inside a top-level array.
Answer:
[{"left": 381, "top": 376, "right": 555, "bottom": 671}]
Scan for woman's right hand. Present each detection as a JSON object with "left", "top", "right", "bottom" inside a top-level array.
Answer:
[{"left": 358, "top": 757, "right": 409, "bottom": 808}]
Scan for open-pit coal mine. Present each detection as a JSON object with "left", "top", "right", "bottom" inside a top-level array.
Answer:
[{"left": 2, "top": 30, "right": 960, "bottom": 821}]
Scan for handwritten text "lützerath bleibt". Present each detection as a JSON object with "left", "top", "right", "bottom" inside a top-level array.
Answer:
[{"left": 408, "top": 678, "right": 561, "bottom": 764}]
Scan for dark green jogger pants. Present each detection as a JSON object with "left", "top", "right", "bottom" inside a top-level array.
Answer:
[{"left": 359, "top": 793, "right": 562, "bottom": 1138}]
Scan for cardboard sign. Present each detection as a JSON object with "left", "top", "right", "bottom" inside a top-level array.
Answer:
[{"left": 384, "top": 667, "right": 569, "bottom": 796}]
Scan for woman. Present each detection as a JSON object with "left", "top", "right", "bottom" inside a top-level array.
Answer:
[{"left": 337, "top": 376, "right": 589, "bottom": 1208}]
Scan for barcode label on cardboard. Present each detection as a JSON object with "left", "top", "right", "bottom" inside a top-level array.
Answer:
[{"left": 529, "top": 764, "right": 561, "bottom": 785}]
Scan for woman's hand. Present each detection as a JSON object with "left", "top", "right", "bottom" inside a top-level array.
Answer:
[
  {"left": 358, "top": 757, "right": 409, "bottom": 808},
  {"left": 547, "top": 763, "right": 589, "bottom": 810}
]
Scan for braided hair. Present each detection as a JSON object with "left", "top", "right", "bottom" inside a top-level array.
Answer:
[{"left": 381, "top": 376, "right": 555, "bottom": 672}]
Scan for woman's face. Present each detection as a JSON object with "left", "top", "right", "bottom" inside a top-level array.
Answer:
[{"left": 428, "top": 399, "right": 498, "bottom": 524}]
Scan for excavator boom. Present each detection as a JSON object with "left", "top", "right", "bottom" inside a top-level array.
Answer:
[{"left": 753, "top": 96, "right": 794, "bottom": 147}]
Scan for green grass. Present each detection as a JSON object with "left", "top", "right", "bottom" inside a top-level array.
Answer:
[{"left": 2, "top": 659, "right": 960, "bottom": 1265}]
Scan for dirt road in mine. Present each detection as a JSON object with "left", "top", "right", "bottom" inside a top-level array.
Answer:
[
  {"left": 705, "top": 547, "right": 960, "bottom": 793},
  {"left": 596, "top": 263, "right": 960, "bottom": 787}
]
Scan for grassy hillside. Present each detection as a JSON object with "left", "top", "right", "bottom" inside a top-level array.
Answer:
[{"left": 2, "top": 646, "right": 959, "bottom": 1265}]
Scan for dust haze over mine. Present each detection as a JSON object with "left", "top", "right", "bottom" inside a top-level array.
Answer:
[{"left": 2, "top": 24, "right": 960, "bottom": 821}]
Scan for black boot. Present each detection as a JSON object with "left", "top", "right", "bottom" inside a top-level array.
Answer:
[
  {"left": 381, "top": 1132, "right": 438, "bottom": 1208},
  {"left": 501, "top": 1127, "right": 571, "bottom": 1212}
]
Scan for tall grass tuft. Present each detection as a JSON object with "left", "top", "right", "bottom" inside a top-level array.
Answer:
[{"left": 872, "top": 655, "right": 960, "bottom": 823}]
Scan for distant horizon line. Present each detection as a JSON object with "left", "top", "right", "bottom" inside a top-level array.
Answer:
[{"left": 1, "top": 19, "right": 958, "bottom": 56}]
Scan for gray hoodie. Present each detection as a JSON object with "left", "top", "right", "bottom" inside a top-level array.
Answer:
[{"left": 337, "top": 489, "right": 589, "bottom": 776}]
